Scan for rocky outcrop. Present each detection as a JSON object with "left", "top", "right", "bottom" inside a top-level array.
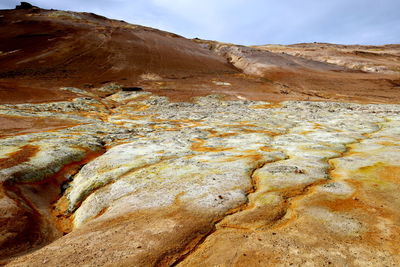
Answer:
[
  {"left": 178, "top": 116, "right": 400, "bottom": 267},
  {"left": 15, "top": 2, "right": 37, "bottom": 10},
  {"left": 0, "top": 87, "right": 399, "bottom": 265}
]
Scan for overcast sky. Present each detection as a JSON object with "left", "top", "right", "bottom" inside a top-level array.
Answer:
[{"left": 1, "top": 0, "right": 399, "bottom": 45}]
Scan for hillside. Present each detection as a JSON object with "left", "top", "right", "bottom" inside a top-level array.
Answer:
[
  {"left": 1, "top": 7, "right": 400, "bottom": 104},
  {"left": 0, "top": 7, "right": 236, "bottom": 103}
]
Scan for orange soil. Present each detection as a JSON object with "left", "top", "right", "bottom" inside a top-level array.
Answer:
[{"left": 0, "top": 115, "right": 80, "bottom": 137}]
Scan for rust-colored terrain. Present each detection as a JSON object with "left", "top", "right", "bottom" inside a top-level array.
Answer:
[
  {"left": 0, "top": 7, "right": 236, "bottom": 104},
  {"left": 1, "top": 7, "right": 400, "bottom": 105},
  {"left": 0, "top": 5, "right": 400, "bottom": 267}
]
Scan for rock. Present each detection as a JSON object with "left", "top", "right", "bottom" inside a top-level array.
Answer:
[
  {"left": 2, "top": 90, "right": 399, "bottom": 265},
  {"left": 121, "top": 87, "right": 143, "bottom": 92},
  {"left": 15, "top": 2, "right": 37, "bottom": 10},
  {"left": 95, "top": 83, "right": 123, "bottom": 94}
]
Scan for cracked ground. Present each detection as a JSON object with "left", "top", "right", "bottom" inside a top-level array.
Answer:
[{"left": 0, "top": 88, "right": 399, "bottom": 266}]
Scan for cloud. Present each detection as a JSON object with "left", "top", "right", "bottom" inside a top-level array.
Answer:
[
  {"left": 0, "top": 0, "right": 19, "bottom": 9},
  {"left": 1, "top": 0, "right": 399, "bottom": 45}
]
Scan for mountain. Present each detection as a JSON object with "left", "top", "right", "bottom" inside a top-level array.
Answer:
[
  {"left": 1, "top": 7, "right": 400, "bottom": 104},
  {"left": 0, "top": 7, "right": 236, "bottom": 103}
]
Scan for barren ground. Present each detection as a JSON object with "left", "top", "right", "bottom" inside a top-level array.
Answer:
[{"left": 0, "top": 6, "right": 399, "bottom": 267}]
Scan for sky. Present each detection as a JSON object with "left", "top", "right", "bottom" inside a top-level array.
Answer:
[{"left": 1, "top": 0, "right": 399, "bottom": 45}]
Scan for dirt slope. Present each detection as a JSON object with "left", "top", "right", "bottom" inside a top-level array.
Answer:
[
  {"left": 255, "top": 42, "right": 400, "bottom": 74},
  {"left": 1, "top": 8, "right": 400, "bottom": 105},
  {"left": 194, "top": 40, "right": 400, "bottom": 104},
  {"left": 0, "top": 8, "right": 236, "bottom": 103}
]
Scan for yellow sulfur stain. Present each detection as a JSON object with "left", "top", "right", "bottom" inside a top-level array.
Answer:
[
  {"left": 190, "top": 138, "right": 232, "bottom": 153},
  {"left": 352, "top": 162, "right": 400, "bottom": 185},
  {"left": 250, "top": 103, "right": 282, "bottom": 109}
]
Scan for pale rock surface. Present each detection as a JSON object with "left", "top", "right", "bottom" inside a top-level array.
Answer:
[{"left": 1, "top": 89, "right": 400, "bottom": 266}]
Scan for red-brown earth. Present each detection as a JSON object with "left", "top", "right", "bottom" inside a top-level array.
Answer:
[{"left": 0, "top": 8, "right": 399, "bottom": 106}]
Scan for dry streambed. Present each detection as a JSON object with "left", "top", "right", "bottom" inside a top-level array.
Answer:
[{"left": 0, "top": 89, "right": 399, "bottom": 266}]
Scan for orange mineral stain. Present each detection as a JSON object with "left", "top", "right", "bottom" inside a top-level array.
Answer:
[
  {"left": 191, "top": 138, "right": 232, "bottom": 152},
  {"left": 251, "top": 103, "right": 282, "bottom": 109},
  {"left": 0, "top": 145, "right": 39, "bottom": 170}
]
